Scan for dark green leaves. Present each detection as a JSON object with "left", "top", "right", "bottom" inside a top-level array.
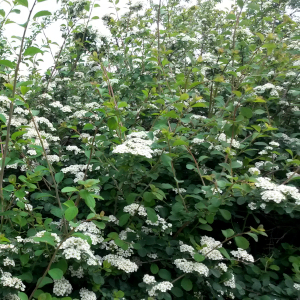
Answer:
[
  {"left": 55, "top": 172, "right": 64, "bottom": 184},
  {"left": 146, "top": 207, "right": 158, "bottom": 223},
  {"left": 241, "top": 107, "right": 253, "bottom": 118},
  {"left": 181, "top": 277, "right": 193, "bottom": 291},
  {"left": 235, "top": 236, "right": 250, "bottom": 249}
]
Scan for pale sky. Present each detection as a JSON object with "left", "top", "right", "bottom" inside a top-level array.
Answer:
[{"left": 1, "top": 0, "right": 233, "bottom": 74}]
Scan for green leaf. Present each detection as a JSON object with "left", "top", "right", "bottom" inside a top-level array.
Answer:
[
  {"left": 146, "top": 207, "right": 158, "bottom": 223},
  {"left": 118, "top": 213, "right": 130, "bottom": 226},
  {"left": 64, "top": 206, "right": 78, "bottom": 221},
  {"left": 107, "top": 117, "right": 118, "bottom": 130},
  {"left": 0, "top": 114, "right": 7, "bottom": 124},
  {"left": 151, "top": 263, "right": 159, "bottom": 274},
  {"left": 158, "top": 269, "right": 171, "bottom": 280},
  {"left": 171, "top": 287, "right": 184, "bottom": 297},
  {"left": 199, "top": 224, "right": 213, "bottom": 231},
  {"left": 18, "top": 292, "right": 28, "bottom": 300},
  {"left": 0, "top": 59, "right": 15, "bottom": 68},
  {"left": 37, "top": 276, "right": 53, "bottom": 288},
  {"left": 61, "top": 187, "right": 78, "bottom": 193},
  {"left": 240, "top": 107, "right": 253, "bottom": 118},
  {"left": 48, "top": 268, "right": 63, "bottom": 280},
  {"left": 248, "top": 2, "right": 260, "bottom": 10},
  {"left": 55, "top": 172, "right": 64, "bottom": 184},
  {"left": 33, "top": 10, "right": 52, "bottom": 18},
  {"left": 0, "top": 9, "right": 5, "bottom": 17},
  {"left": 161, "top": 153, "right": 172, "bottom": 168},
  {"left": 256, "top": 32, "right": 264, "bottom": 42},
  {"left": 234, "top": 236, "right": 249, "bottom": 249},
  {"left": 222, "top": 229, "right": 235, "bottom": 238},
  {"left": 194, "top": 253, "right": 205, "bottom": 262},
  {"left": 80, "top": 190, "right": 95, "bottom": 209},
  {"left": 23, "top": 46, "right": 43, "bottom": 56},
  {"left": 219, "top": 209, "right": 231, "bottom": 220},
  {"left": 180, "top": 93, "right": 189, "bottom": 100},
  {"left": 181, "top": 277, "right": 193, "bottom": 291},
  {"left": 16, "top": 0, "right": 28, "bottom": 7}
]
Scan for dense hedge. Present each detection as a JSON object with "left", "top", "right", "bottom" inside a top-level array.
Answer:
[{"left": 1, "top": 0, "right": 300, "bottom": 299}]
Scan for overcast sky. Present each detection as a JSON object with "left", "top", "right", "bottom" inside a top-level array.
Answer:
[{"left": 1, "top": 0, "right": 233, "bottom": 74}]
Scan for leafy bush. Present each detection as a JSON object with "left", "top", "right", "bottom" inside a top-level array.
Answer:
[{"left": 1, "top": 0, "right": 300, "bottom": 299}]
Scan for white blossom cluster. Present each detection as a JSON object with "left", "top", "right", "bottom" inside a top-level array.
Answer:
[
  {"left": 3, "top": 258, "right": 15, "bottom": 267},
  {"left": 60, "top": 237, "right": 101, "bottom": 265},
  {"left": 145, "top": 215, "right": 172, "bottom": 232},
  {"left": 199, "top": 236, "right": 223, "bottom": 260},
  {"left": 231, "top": 248, "right": 254, "bottom": 262},
  {"left": 217, "top": 133, "right": 240, "bottom": 148},
  {"left": 79, "top": 288, "right": 97, "bottom": 300},
  {"left": 112, "top": 132, "right": 154, "bottom": 159},
  {"left": 224, "top": 274, "right": 236, "bottom": 288},
  {"left": 69, "top": 265, "right": 84, "bottom": 278},
  {"left": 143, "top": 274, "right": 156, "bottom": 284},
  {"left": 103, "top": 254, "right": 138, "bottom": 273},
  {"left": 179, "top": 243, "right": 195, "bottom": 256},
  {"left": 217, "top": 262, "right": 228, "bottom": 273},
  {"left": 71, "top": 222, "right": 104, "bottom": 245},
  {"left": 66, "top": 145, "right": 84, "bottom": 155},
  {"left": 53, "top": 277, "right": 72, "bottom": 296},
  {"left": 172, "top": 188, "right": 187, "bottom": 194},
  {"left": 248, "top": 167, "right": 260, "bottom": 175},
  {"left": 255, "top": 177, "right": 300, "bottom": 204},
  {"left": 294, "top": 283, "right": 300, "bottom": 290},
  {"left": 148, "top": 281, "right": 173, "bottom": 297},
  {"left": 174, "top": 258, "right": 209, "bottom": 276},
  {"left": 0, "top": 270, "right": 25, "bottom": 291},
  {"left": 123, "top": 203, "right": 147, "bottom": 216}
]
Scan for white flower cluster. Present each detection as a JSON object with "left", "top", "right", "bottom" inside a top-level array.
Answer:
[
  {"left": 286, "top": 172, "right": 300, "bottom": 179},
  {"left": 53, "top": 277, "right": 72, "bottom": 296},
  {"left": 143, "top": 274, "right": 156, "bottom": 284},
  {"left": 145, "top": 215, "right": 172, "bottom": 232},
  {"left": 148, "top": 281, "right": 173, "bottom": 297},
  {"left": 224, "top": 274, "right": 236, "bottom": 288},
  {"left": 172, "top": 188, "right": 187, "bottom": 194},
  {"left": 294, "top": 283, "right": 300, "bottom": 290},
  {"left": 248, "top": 202, "right": 257, "bottom": 210},
  {"left": 66, "top": 145, "right": 83, "bottom": 155},
  {"left": 255, "top": 177, "right": 300, "bottom": 204},
  {"left": 174, "top": 258, "right": 209, "bottom": 276},
  {"left": 217, "top": 262, "right": 228, "bottom": 272},
  {"left": 103, "top": 254, "right": 138, "bottom": 273},
  {"left": 179, "top": 243, "right": 195, "bottom": 256},
  {"left": 60, "top": 237, "right": 100, "bottom": 265},
  {"left": 199, "top": 236, "right": 223, "bottom": 260},
  {"left": 192, "top": 138, "right": 205, "bottom": 144},
  {"left": 69, "top": 265, "right": 84, "bottom": 278},
  {"left": 79, "top": 288, "right": 97, "bottom": 300},
  {"left": 0, "top": 270, "right": 25, "bottom": 291},
  {"left": 248, "top": 167, "right": 260, "bottom": 175},
  {"left": 123, "top": 203, "right": 147, "bottom": 216},
  {"left": 3, "top": 258, "right": 15, "bottom": 267},
  {"left": 217, "top": 133, "right": 240, "bottom": 148},
  {"left": 71, "top": 222, "right": 103, "bottom": 245},
  {"left": 112, "top": 131, "right": 153, "bottom": 159},
  {"left": 231, "top": 248, "right": 254, "bottom": 262},
  {"left": 108, "top": 214, "right": 119, "bottom": 225}
]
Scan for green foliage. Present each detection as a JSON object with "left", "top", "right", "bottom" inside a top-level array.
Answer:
[{"left": 0, "top": 0, "right": 300, "bottom": 299}]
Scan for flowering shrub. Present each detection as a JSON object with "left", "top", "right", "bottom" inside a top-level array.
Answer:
[{"left": 1, "top": 0, "right": 300, "bottom": 299}]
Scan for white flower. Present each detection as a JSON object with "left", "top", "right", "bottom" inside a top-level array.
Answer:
[
  {"left": 53, "top": 277, "right": 72, "bottom": 296},
  {"left": 143, "top": 274, "right": 156, "bottom": 284},
  {"left": 102, "top": 254, "right": 138, "bottom": 273},
  {"left": 79, "top": 288, "right": 97, "bottom": 300},
  {"left": 231, "top": 248, "right": 254, "bottom": 262},
  {"left": 3, "top": 258, "right": 15, "bottom": 267},
  {"left": 224, "top": 274, "right": 236, "bottom": 288},
  {"left": 248, "top": 167, "right": 260, "bottom": 175}
]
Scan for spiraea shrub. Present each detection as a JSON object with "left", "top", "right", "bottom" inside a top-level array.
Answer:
[{"left": 1, "top": 0, "right": 300, "bottom": 299}]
